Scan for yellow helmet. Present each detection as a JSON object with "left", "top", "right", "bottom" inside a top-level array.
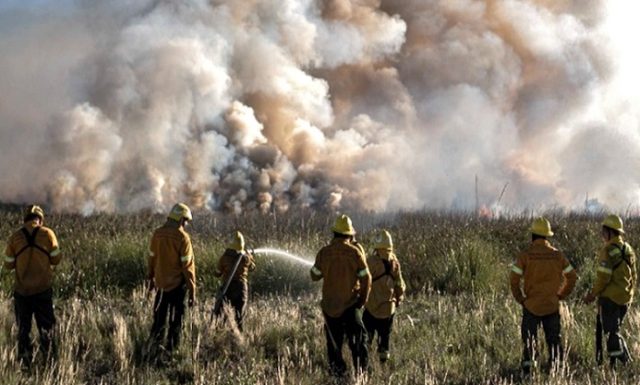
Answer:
[
  {"left": 168, "top": 203, "right": 192, "bottom": 222},
  {"left": 602, "top": 214, "right": 625, "bottom": 234},
  {"left": 374, "top": 229, "right": 393, "bottom": 250},
  {"left": 530, "top": 217, "right": 553, "bottom": 237},
  {"left": 24, "top": 204, "right": 45, "bottom": 222},
  {"left": 332, "top": 214, "right": 356, "bottom": 236},
  {"left": 228, "top": 231, "right": 245, "bottom": 251}
]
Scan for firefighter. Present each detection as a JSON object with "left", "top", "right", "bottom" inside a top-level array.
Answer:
[
  {"left": 311, "top": 214, "right": 371, "bottom": 377},
  {"left": 510, "top": 217, "right": 577, "bottom": 374},
  {"left": 363, "top": 229, "right": 405, "bottom": 363},
  {"left": 147, "top": 203, "right": 196, "bottom": 357},
  {"left": 583, "top": 214, "right": 636, "bottom": 367},
  {"left": 213, "top": 231, "right": 255, "bottom": 331},
  {"left": 4, "top": 205, "right": 61, "bottom": 368}
]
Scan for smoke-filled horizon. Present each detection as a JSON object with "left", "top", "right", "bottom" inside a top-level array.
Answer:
[{"left": 1, "top": 0, "right": 638, "bottom": 215}]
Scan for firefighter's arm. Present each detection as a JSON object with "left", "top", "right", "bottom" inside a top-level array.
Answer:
[
  {"left": 214, "top": 254, "right": 229, "bottom": 278},
  {"left": 246, "top": 252, "right": 256, "bottom": 272},
  {"left": 147, "top": 238, "right": 156, "bottom": 281},
  {"left": 180, "top": 237, "right": 196, "bottom": 303},
  {"left": 352, "top": 241, "right": 365, "bottom": 256},
  {"left": 310, "top": 265, "right": 322, "bottom": 281},
  {"left": 356, "top": 252, "right": 371, "bottom": 307},
  {"left": 590, "top": 249, "right": 614, "bottom": 296},
  {"left": 509, "top": 256, "right": 526, "bottom": 304},
  {"left": 213, "top": 257, "right": 222, "bottom": 277},
  {"left": 557, "top": 256, "right": 577, "bottom": 299},
  {"left": 144, "top": 236, "right": 156, "bottom": 294},
  {"left": 185, "top": 260, "right": 196, "bottom": 305},
  {"left": 48, "top": 230, "right": 62, "bottom": 266},
  {"left": 310, "top": 251, "right": 323, "bottom": 281},
  {"left": 4, "top": 241, "right": 16, "bottom": 270},
  {"left": 392, "top": 259, "right": 406, "bottom": 303},
  {"left": 630, "top": 248, "right": 638, "bottom": 287}
]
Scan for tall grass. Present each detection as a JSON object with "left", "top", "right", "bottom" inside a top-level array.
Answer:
[{"left": 0, "top": 208, "right": 638, "bottom": 384}]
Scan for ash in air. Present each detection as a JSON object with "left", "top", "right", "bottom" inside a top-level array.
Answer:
[{"left": 0, "top": 0, "right": 638, "bottom": 214}]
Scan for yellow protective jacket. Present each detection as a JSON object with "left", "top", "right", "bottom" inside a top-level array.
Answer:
[
  {"left": 590, "top": 236, "right": 636, "bottom": 305},
  {"left": 214, "top": 248, "right": 255, "bottom": 283},
  {"left": 4, "top": 223, "right": 61, "bottom": 296},
  {"left": 148, "top": 221, "right": 196, "bottom": 298},
  {"left": 510, "top": 239, "right": 577, "bottom": 316},
  {"left": 311, "top": 238, "right": 371, "bottom": 318},
  {"left": 365, "top": 249, "right": 405, "bottom": 319}
]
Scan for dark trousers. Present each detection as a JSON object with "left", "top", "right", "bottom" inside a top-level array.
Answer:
[
  {"left": 214, "top": 280, "right": 248, "bottom": 331},
  {"left": 599, "top": 297, "right": 630, "bottom": 365},
  {"left": 14, "top": 288, "right": 56, "bottom": 365},
  {"left": 363, "top": 310, "right": 394, "bottom": 362},
  {"left": 324, "top": 305, "right": 369, "bottom": 377},
  {"left": 150, "top": 286, "right": 186, "bottom": 352},
  {"left": 521, "top": 308, "right": 562, "bottom": 369}
]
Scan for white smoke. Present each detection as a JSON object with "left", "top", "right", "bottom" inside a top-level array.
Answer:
[{"left": 0, "top": 0, "right": 637, "bottom": 214}]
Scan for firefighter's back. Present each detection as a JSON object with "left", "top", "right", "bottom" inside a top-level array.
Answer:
[
  {"left": 316, "top": 238, "right": 363, "bottom": 318},
  {"left": 150, "top": 224, "right": 190, "bottom": 291}
]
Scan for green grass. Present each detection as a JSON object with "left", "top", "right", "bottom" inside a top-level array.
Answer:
[{"left": 0, "top": 208, "right": 639, "bottom": 384}]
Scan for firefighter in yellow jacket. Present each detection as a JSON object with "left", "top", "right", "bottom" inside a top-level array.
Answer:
[
  {"left": 4, "top": 205, "right": 61, "bottom": 367},
  {"left": 311, "top": 214, "right": 371, "bottom": 377},
  {"left": 583, "top": 214, "right": 636, "bottom": 366},
  {"left": 147, "top": 203, "right": 196, "bottom": 354},
  {"left": 213, "top": 231, "right": 255, "bottom": 331},
  {"left": 363, "top": 229, "right": 405, "bottom": 363},
  {"left": 510, "top": 217, "right": 577, "bottom": 373}
]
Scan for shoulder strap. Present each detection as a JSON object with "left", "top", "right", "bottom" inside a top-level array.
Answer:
[
  {"left": 612, "top": 243, "right": 631, "bottom": 270},
  {"left": 372, "top": 259, "right": 392, "bottom": 282},
  {"left": 14, "top": 228, "right": 32, "bottom": 258},
  {"left": 14, "top": 227, "right": 50, "bottom": 259}
]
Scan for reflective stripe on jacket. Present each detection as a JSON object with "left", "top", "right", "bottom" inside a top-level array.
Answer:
[
  {"left": 510, "top": 239, "right": 577, "bottom": 316},
  {"left": 591, "top": 236, "right": 636, "bottom": 305},
  {"left": 4, "top": 224, "right": 61, "bottom": 296}
]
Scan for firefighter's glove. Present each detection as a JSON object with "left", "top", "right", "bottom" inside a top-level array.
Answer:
[{"left": 583, "top": 293, "right": 596, "bottom": 304}]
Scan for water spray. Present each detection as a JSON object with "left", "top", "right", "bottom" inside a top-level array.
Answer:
[
  {"left": 210, "top": 248, "right": 312, "bottom": 322},
  {"left": 252, "top": 248, "right": 314, "bottom": 267}
]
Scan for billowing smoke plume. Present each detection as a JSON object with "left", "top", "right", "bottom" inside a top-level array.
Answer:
[{"left": 0, "top": 0, "right": 637, "bottom": 214}]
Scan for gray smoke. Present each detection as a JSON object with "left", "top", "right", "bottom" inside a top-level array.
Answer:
[{"left": 0, "top": 0, "right": 637, "bottom": 214}]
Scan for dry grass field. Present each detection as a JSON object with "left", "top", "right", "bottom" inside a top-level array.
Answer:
[{"left": 0, "top": 208, "right": 639, "bottom": 384}]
